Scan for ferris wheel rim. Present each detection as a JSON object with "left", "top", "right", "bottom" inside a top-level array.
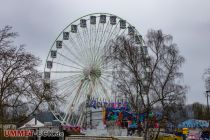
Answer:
[{"left": 44, "top": 12, "right": 145, "bottom": 71}]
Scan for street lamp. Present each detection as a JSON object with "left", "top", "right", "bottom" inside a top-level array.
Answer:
[{"left": 206, "top": 90, "right": 210, "bottom": 120}]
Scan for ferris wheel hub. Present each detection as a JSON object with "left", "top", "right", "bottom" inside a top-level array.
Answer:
[{"left": 83, "top": 65, "right": 101, "bottom": 80}]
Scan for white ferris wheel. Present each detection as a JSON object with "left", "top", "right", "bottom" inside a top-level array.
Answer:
[{"left": 44, "top": 13, "right": 145, "bottom": 126}]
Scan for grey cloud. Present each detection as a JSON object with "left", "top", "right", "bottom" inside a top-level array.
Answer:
[{"left": 1, "top": 0, "right": 210, "bottom": 104}]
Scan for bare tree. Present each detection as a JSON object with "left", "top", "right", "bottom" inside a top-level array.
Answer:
[
  {"left": 0, "top": 26, "right": 62, "bottom": 124},
  {"left": 107, "top": 29, "right": 187, "bottom": 140},
  {"left": 191, "top": 102, "right": 208, "bottom": 120}
]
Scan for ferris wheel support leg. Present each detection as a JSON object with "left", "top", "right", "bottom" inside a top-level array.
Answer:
[
  {"left": 80, "top": 114, "right": 85, "bottom": 127},
  {"left": 64, "top": 80, "right": 85, "bottom": 123},
  {"left": 76, "top": 112, "right": 84, "bottom": 126},
  {"left": 87, "top": 79, "right": 95, "bottom": 97}
]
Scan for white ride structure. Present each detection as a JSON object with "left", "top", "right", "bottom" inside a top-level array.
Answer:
[{"left": 44, "top": 13, "right": 146, "bottom": 128}]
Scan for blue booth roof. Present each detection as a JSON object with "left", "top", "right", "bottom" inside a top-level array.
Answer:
[{"left": 178, "top": 119, "right": 209, "bottom": 128}]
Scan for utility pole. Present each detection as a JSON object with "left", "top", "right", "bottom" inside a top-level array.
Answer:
[{"left": 206, "top": 90, "right": 210, "bottom": 121}]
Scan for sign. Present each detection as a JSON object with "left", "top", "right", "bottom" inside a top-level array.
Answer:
[{"left": 86, "top": 99, "right": 128, "bottom": 109}]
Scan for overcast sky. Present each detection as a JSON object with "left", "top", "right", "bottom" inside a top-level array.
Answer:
[{"left": 1, "top": 0, "right": 210, "bottom": 104}]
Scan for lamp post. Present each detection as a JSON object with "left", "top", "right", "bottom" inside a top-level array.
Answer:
[{"left": 206, "top": 90, "right": 210, "bottom": 120}]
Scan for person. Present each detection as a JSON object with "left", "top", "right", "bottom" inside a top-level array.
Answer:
[
  {"left": 127, "top": 120, "right": 133, "bottom": 136},
  {"left": 137, "top": 122, "right": 143, "bottom": 136}
]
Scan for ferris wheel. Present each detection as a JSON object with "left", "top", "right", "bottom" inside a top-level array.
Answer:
[{"left": 44, "top": 13, "right": 145, "bottom": 125}]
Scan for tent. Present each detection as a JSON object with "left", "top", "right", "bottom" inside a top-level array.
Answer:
[
  {"left": 19, "top": 117, "right": 44, "bottom": 129},
  {"left": 178, "top": 119, "right": 209, "bottom": 128}
]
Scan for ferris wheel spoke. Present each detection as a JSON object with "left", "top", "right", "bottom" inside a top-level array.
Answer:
[
  {"left": 98, "top": 79, "right": 110, "bottom": 100},
  {"left": 94, "top": 23, "right": 104, "bottom": 51},
  {"left": 55, "top": 82, "right": 81, "bottom": 94},
  {"left": 92, "top": 36, "right": 108, "bottom": 65},
  {"left": 76, "top": 30, "right": 86, "bottom": 53},
  {"left": 52, "top": 74, "right": 82, "bottom": 82},
  {"left": 103, "top": 69, "right": 127, "bottom": 76},
  {"left": 103, "top": 20, "right": 120, "bottom": 48},
  {"left": 56, "top": 75, "right": 82, "bottom": 93},
  {"left": 54, "top": 79, "right": 82, "bottom": 90},
  {"left": 102, "top": 23, "right": 115, "bottom": 48},
  {"left": 59, "top": 83, "right": 82, "bottom": 102},
  {"left": 57, "top": 79, "right": 82, "bottom": 96},
  {"left": 92, "top": 21, "right": 100, "bottom": 61},
  {"left": 57, "top": 74, "right": 82, "bottom": 87},
  {"left": 73, "top": 28, "right": 84, "bottom": 50},
  {"left": 95, "top": 20, "right": 110, "bottom": 59},
  {"left": 95, "top": 24, "right": 104, "bottom": 53},
  {"left": 100, "top": 61, "right": 120, "bottom": 72},
  {"left": 99, "top": 78, "right": 112, "bottom": 98},
  {"left": 62, "top": 42, "right": 84, "bottom": 64},
  {"left": 68, "top": 33, "right": 88, "bottom": 64},
  {"left": 53, "top": 61, "right": 83, "bottom": 70},
  {"left": 73, "top": 80, "right": 89, "bottom": 100},
  {"left": 77, "top": 111, "right": 85, "bottom": 126},
  {"left": 56, "top": 84, "right": 80, "bottom": 96},
  {"left": 82, "top": 28, "right": 96, "bottom": 66},
  {"left": 68, "top": 33, "right": 84, "bottom": 56},
  {"left": 65, "top": 80, "right": 85, "bottom": 122},
  {"left": 77, "top": 27, "right": 88, "bottom": 50},
  {"left": 98, "top": 24, "right": 113, "bottom": 57},
  {"left": 60, "top": 85, "right": 81, "bottom": 103},
  {"left": 54, "top": 79, "right": 81, "bottom": 91},
  {"left": 68, "top": 79, "right": 85, "bottom": 105},
  {"left": 102, "top": 28, "right": 127, "bottom": 64},
  {"left": 64, "top": 91, "right": 82, "bottom": 122},
  {"left": 57, "top": 52, "right": 84, "bottom": 68},
  {"left": 103, "top": 23, "right": 114, "bottom": 45},
  {"left": 81, "top": 28, "right": 89, "bottom": 51},
  {"left": 50, "top": 70, "right": 82, "bottom": 73},
  {"left": 76, "top": 28, "right": 89, "bottom": 61},
  {"left": 100, "top": 75, "right": 113, "bottom": 88},
  {"left": 84, "top": 25, "right": 91, "bottom": 49},
  {"left": 95, "top": 23, "right": 108, "bottom": 54},
  {"left": 93, "top": 80, "right": 104, "bottom": 99},
  {"left": 89, "top": 25, "right": 95, "bottom": 57},
  {"left": 100, "top": 21, "right": 121, "bottom": 67},
  {"left": 99, "top": 25, "right": 115, "bottom": 68},
  {"left": 54, "top": 81, "right": 81, "bottom": 93},
  {"left": 86, "top": 25, "right": 97, "bottom": 65},
  {"left": 74, "top": 84, "right": 87, "bottom": 106},
  {"left": 106, "top": 27, "right": 121, "bottom": 47},
  {"left": 102, "top": 72, "right": 113, "bottom": 79},
  {"left": 83, "top": 28, "right": 92, "bottom": 57}
]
